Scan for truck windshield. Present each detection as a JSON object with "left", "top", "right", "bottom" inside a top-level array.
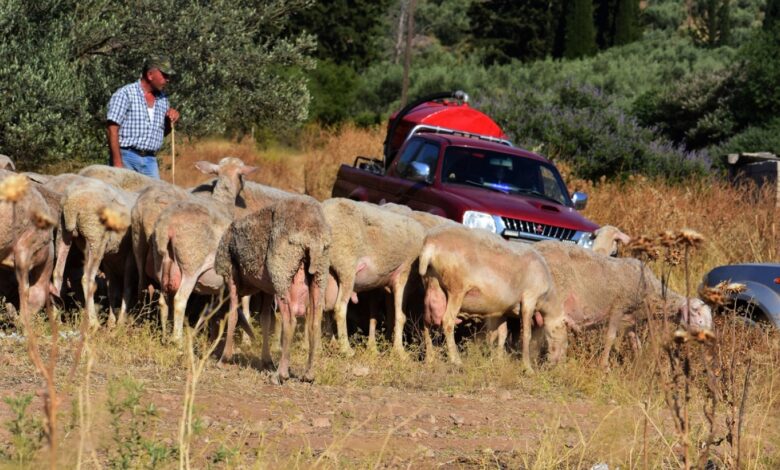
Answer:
[{"left": 441, "top": 146, "right": 571, "bottom": 206}]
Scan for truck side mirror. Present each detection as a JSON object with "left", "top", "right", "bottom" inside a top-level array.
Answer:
[
  {"left": 571, "top": 191, "right": 588, "bottom": 210},
  {"left": 407, "top": 162, "right": 432, "bottom": 183}
]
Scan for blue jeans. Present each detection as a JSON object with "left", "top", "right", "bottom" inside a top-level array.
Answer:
[{"left": 112, "top": 149, "right": 160, "bottom": 179}]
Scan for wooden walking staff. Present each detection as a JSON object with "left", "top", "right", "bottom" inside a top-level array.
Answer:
[{"left": 171, "top": 122, "right": 176, "bottom": 185}]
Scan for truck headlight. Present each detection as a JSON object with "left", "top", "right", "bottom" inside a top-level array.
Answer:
[
  {"left": 575, "top": 231, "right": 594, "bottom": 249},
  {"left": 462, "top": 211, "right": 498, "bottom": 233}
]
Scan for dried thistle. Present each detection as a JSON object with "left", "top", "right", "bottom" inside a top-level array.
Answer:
[
  {"left": 724, "top": 283, "right": 746, "bottom": 294},
  {"left": 665, "top": 247, "right": 683, "bottom": 267},
  {"left": 676, "top": 229, "right": 705, "bottom": 249},
  {"left": 0, "top": 174, "right": 29, "bottom": 202},
  {"left": 698, "top": 283, "right": 727, "bottom": 306},
  {"left": 627, "top": 235, "right": 659, "bottom": 260},
  {"left": 98, "top": 206, "right": 129, "bottom": 232},
  {"left": 33, "top": 210, "right": 56, "bottom": 229},
  {"left": 659, "top": 230, "right": 677, "bottom": 248},
  {"left": 673, "top": 329, "right": 691, "bottom": 343}
]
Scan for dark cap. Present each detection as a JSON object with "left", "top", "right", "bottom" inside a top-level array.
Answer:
[{"left": 144, "top": 55, "right": 176, "bottom": 76}]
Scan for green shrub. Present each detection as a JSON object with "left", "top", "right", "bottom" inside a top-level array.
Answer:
[{"left": 708, "top": 117, "right": 780, "bottom": 159}]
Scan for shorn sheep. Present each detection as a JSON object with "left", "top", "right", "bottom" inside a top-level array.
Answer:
[
  {"left": 418, "top": 225, "right": 567, "bottom": 371},
  {"left": 321, "top": 198, "right": 425, "bottom": 358},
  {"left": 151, "top": 157, "right": 257, "bottom": 342},
  {"left": 534, "top": 240, "right": 712, "bottom": 367},
  {"left": 52, "top": 177, "right": 135, "bottom": 327},
  {"left": 215, "top": 197, "right": 331, "bottom": 382},
  {"left": 0, "top": 170, "right": 56, "bottom": 326}
]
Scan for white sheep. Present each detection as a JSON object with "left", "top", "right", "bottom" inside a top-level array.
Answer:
[
  {"left": 534, "top": 240, "right": 712, "bottom": 367},
  {"left": 418, "top": 225, "right": 567, "bottom": 370},
  {"left": 52, "top": 177, "right": 135, "bottom": 328},
  {"left": 321, "top": 198, "right": 426, "bottom": 358},
  {"left": 0, "top": 170, "right": 56, "bottom": 327},
  {"left": 149, "top": 157, "right": 257, "bottom": 342},
  {"left": 79, "top": 165, "right": 165, "bottom": 193}
]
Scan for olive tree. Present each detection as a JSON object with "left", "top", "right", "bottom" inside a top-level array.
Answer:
[{"left": 0, "top": 0, "right": 315, "bottom": 170}]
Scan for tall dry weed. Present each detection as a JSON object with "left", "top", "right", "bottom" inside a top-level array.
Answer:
[{"left": 300, "top": 124, "right": 385, "bottom": 201}]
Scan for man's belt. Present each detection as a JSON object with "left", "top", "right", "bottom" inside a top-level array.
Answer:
[{"left": 121, "top": 147, "right": 156, "bottom": 157}]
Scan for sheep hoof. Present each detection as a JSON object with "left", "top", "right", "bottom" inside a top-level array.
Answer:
[
  {"left": 340, "top": 346, "right": 355, "bottom": 358},
  {"left": 270, "top": 373, "right": 282, "bottom": 386},
  {"left": 301, "top": 371, "right": 316, "bottom": 383},
  {"left": 258, "top": 359, "right": 275, "bottom": 371}
]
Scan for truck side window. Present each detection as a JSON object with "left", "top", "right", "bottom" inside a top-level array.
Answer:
[
  {"left": 410, "top": 143, "right": 440, "bottom": 172},
  {"left": 539, "top": 166, "right": 565, "bottom": 204},
  {"left": 396, "top": 139, "right": 424, "bottom": 176}
]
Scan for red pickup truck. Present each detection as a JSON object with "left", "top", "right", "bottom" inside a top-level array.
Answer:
[{"left": 332, "top": 91, "right": 600, "bottom": 246}]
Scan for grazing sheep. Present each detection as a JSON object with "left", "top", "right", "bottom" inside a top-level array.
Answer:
[
  {"left": 0, "top": 170, "right": 56, "bottom": 326},
  {"left": 534, "top": 240, "right": 712, "bottom": 367},
  {"left": 418, "top": 225, "right": 566, "bottom": 370},
  {"left": 150, "top": 157, "right": 257, "bottom": 341},
  {"left": 131, "top": 183, "right": 192, "bottom": 305},
  {"left": 0, "top": 155, "right": 14, "bottom": 171},
  {"left": 378, "top": 203, "right": 456, "bottom": 231},
  {"left": 79, "top": 165, "right": 164, "bottom": 193},
  {"left": 592, "top": 225, "right": 631, "bottom": 257},
  {"left": 215, "top": 197, "right": 331, "bottom": 382},
  {"left": 53, "top": 178, "right": 135, "bottom": 327},
  {"left": 322, "top": 198, "right": 426, "bottom": 357}
]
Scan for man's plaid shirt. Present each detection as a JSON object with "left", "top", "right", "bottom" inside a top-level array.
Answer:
[{"left": 107, "top": 80, "right": 169, "bottom": 153}]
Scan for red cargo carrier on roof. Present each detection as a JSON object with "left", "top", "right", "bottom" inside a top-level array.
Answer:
[{"left": 386, "top": 101, "right": 509, "bottom": 162}]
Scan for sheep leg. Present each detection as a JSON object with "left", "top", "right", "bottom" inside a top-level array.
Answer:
[
  {"left": 366, "top": 292, "right": 380, "bottom": 353},
  {"left": 220, "top": 275, "right": 240, "bottom": 362},
  {"left": 82, "top": 239, "right": 107, "bottom": 329},
  {"left": 118, "top": 254, "right": 135, "bottom": 326},
  {"left": 52, "top": 229, "right": 72, "bottom": 295},
  {"left": 423, "top": 323, "right": 436, "bottom": 363},
  {"left": 600, "top": 307, "right": 623, "bottom": 369},
  {"left": 333, "top": 272, "right": 356, "bottom": 357},
  {"left": 303, "top": 283, "right": 323, "bottom": 383},
  {"left": 106, "top": 271, "right": 122, "bottom": 328},
  {"left": 240, "top": 295, "right": 252, "bottom": 346},
  {"left": 171, "top": 274, "right": 198, "bottom": 343},
  {"left": 520, "top": 298, "right": 537, "bottom": 372},
  {"left": 443, "top": 290, "right": 465, "bottom": 365},
  {"left": 13, "top": 246, "right": 31, "bottom": 332},
  {"left": 274, "top": 297, "right": 295, "bottom": 384},
  {"left": 272, "top": 308, "right": 282, "bottom": 352},
  {"left": 158, "top": 290, "right": 170, "bottom": 337},
  {"left": 258, "top": 294, "right": 275, "bottom": 370},
  {"left": 391, "top": 267, "right": 411, "bottom": 359},
  {"left": 485, "top": 316, "right": 508, "bottom": 356}
]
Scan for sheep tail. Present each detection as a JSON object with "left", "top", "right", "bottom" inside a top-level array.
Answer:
[{"left": 418, "top": 242, "right": 434, "bottom": 277}]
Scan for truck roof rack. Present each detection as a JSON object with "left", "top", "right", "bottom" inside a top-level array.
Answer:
[{"left": 408, "top": 124, "right": 514, "bottom": 147}]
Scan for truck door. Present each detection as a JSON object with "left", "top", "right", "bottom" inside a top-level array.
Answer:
[{"left": 387, "top": 141, "right": 443, "bottom": 213}]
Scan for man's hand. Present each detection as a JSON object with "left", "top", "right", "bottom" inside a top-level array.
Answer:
[{"left": 166, "top": 108, "right": 180, "bottom": 124}]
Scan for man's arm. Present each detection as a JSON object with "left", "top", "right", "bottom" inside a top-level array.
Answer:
[{"left": 107, "top": 122, "right": 122, "bottom": 167}]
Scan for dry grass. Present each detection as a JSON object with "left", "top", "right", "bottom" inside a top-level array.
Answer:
[{"left": 2, "top": 126, "right": 779, "bottom": 468}]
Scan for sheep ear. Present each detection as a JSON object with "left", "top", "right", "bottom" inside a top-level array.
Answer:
[
  {"left": 240, "top": 165, "right": 259, "bottom": 176},
  {"left": 615, "top": 231, "right": 631, "bottom": 245},
  {"left": 194, "top": 161, "right": 220, "bottom": 175}
]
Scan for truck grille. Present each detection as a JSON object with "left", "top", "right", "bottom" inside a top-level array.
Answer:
[{"left": 501, "top": 217, "right": 576, "bottom": 242}]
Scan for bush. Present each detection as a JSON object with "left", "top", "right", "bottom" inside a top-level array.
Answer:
[
  {"left": 480, "top": 83, "right": 711, "bottom": 182},
  {"left": 633, "top": 69, "right": 737, "bottom": 149},
  {"left": 708, "top": 117, "right": 780, "bottom": 160}
]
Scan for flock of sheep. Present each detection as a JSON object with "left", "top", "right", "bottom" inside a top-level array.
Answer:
[{"left": 0, "top": 154, "right": 714, "bottom": 383}]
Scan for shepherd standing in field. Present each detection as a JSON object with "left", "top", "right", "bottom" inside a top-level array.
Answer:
[{"left": 106, "top": 56, "right": 180, "bottom": 178}]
